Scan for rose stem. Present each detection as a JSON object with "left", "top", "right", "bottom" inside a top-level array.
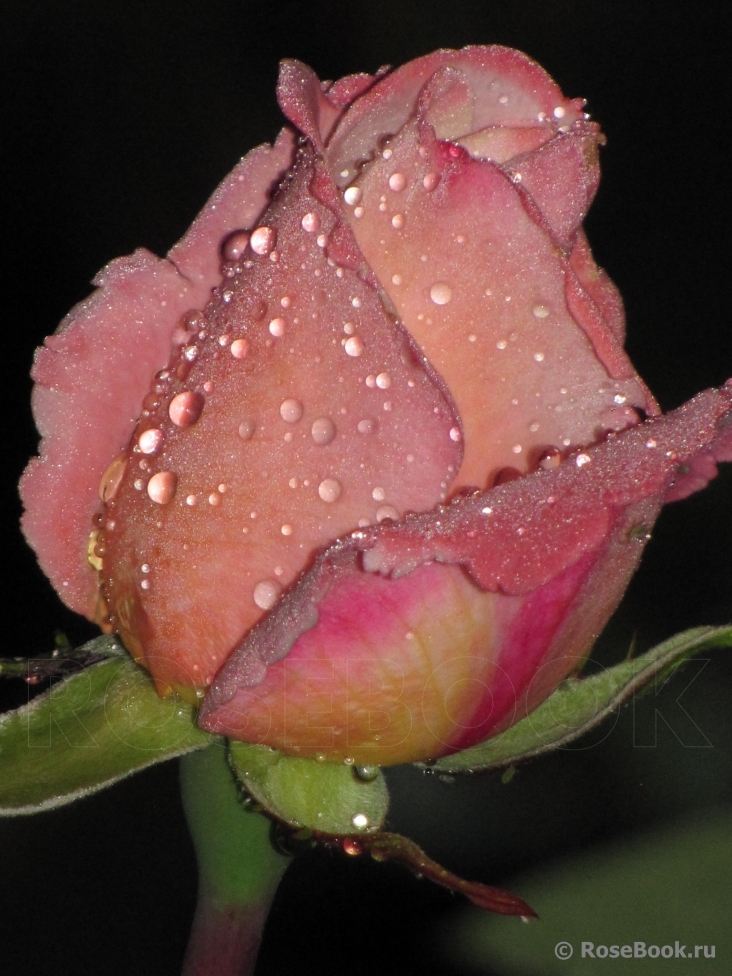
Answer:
[{"left": 179, "top": 746, "right": 290, "bottom": 976}]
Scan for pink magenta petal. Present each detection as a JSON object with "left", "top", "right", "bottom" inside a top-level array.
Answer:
[
  {"left": 101, "top": 146, "right": 461, "bottom": 693},
  {"left": 20, "top": 132, "right": 295, "bottom": 619},
  {"left": 200, "top": 386, "right": 732, "bottom": 764}
]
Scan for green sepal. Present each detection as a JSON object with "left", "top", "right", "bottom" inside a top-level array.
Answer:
[
  {"left": 0, "top": 636, "right": 214, "bottom": 815},
  {"left": 229, "top": 741, "right": 389, "bottom": 835},
  {"left": 433, "top": 624, "right": 732, "bottom": 775}
]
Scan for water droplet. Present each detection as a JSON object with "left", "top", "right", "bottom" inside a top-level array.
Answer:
[
  {"left": 208, "top": 492, "right": 221, "bottom": 507},
  {"left": 238, "top": 419, "right": 255, "bottom": 440},
  {"left": 280, "top": 399, "right": 303, "bottom": 423},
  {"left": 184, "top": 344, "right": 199, "bottom": 362},
  {"left": 372, "top": 486, "right": 386, "bottom": 502},
  {"left": 99, "top": 453, "right": 128, "bottom": 503},
  {"left": 645, "top": 438, "right": 658, "bottom": 449},
  {"left": 281, "top": 524, "right": 293, "bottom": 536},
  {"left": 354, "top": 764, "right": 379, "bottom": 782},
  {"left": 532, "top": 303, "right": 550, "bottom": 318},
  {"left": 375, "top": 372, "right": 391, "bottom": 389},
  {"left": 318, "top": 478, "right": 342, "bottom": 503},
  {"left": 449, "top": 426, "right": 461, "bottom": 442},
  {"left": 253, "top": 579, "right": 281, "bottom": 610},
  {"left": 301, "top": 212, "right": 320, "bottom": 233},
  {"left": 553, "top": 105, "right": 566, "bottom": 119},
  {"left": 343, "top": 839, "right": 363, "bottom": 856},
  {"left": 388, "top": 172, "right": 406, "bottom": 191},
  {"left": 539, "top": 447, "right": 562, "bottom": 470},
  {"left": 169, "top": 391, "right": 204, "bottom": 428},
  {"left": 316, "top": 233, "right": 328, "bottom": 248},
  {"left": 311, "top": 417, "right": 336, "bottom": 445},
  {"left": 391, "top": 213, "right": 405, "bottom": 229},
  {"left": 534, "top": 351, "right": 545, "bottom": 362},
  {"left": 138, "top": 429, "right": 164, "bottom": 454},
  {"left": 269, "top": 317, "right": 286, "bottom": 337},
  {"left": 141, "top": 563, "right": 151, "bottom": 574},
  {"left": 423, "top": 172, "right": 439, "bottom": 191},
  {"left": 498, "top": 94, "right": 509, "bottom": 104},
  {"left": 576, "top": 453, "right": 591, "bottom": 468},
  {"left": 221, "top": 230, "right": 250, "bottom": 262},
  {"left": 351, "top": 813, "right": 369, "bottom": 830},
  {"left": 430, "top": 282, "right": 452, "bottom": 305},
  {"left": 344, "top": 336, "right": 364, "bottom": 357},
  {"left": 365, "top": 374, "right": 376, "bottom": 388},
  {"left": 147, "top": 471, "right": 177, "bottom": 505},
  {"left": 357, "top": 418, "right": 377, "bottom": 434},
  {"left": 512, "top": 444, "right": 523, "bottom": 454},
  {"left": 496, "top": 339, "right": 508, "bottom": 350},
  {"left": 391, "top": 274, "right": 403, "bottom": 285},
  {"left": 344, "top": 186, "right": 362, "bottom": 206},
  {"left": 376, "top": 505, "right": 399, "bottom": 522},
  {"left": 230, "top": 338, "right": 249, "bottom": 359},
  {"left": 218, "top": 334, "right": 231, "bottom": 347},
  {"left": 250, "top": 226, "right": 277, "bottom": 255},
  {"left": 186, "top": 495, "right": 197, "bottom": 506}
]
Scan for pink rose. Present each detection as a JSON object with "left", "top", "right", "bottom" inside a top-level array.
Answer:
[{"left": 21, "top": 46, "right": 732, "bottom": 766}]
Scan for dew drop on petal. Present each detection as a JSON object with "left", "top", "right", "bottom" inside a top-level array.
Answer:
[
  {"left": 376, "top": 505, "right": 399, "bottom": 523},
  {"left": 430, "top": 282, "right": 452, "bottom": 305},
  {"left": 99, "top": 453, "right": 128, "bottom": 504},
  {"left": 553, "top": 105, "right": 566, "bottom": 119},
  {"left": 534, "top": 352, "right": 545, "bottom": 362},
  {"left": 169, "top": 391, "right": 204, "bottom": 428},
  {"left": 253, "top": 579, "right": 281, "bottom": 610},
  {"left": 238, "top": 419, "right": 255, "bottom": 440},
  {"left": 221, "top": 230, "right": 250, "bottom": 262},
  {"left": 376, "top": 372, "right": 391, "bottom": 390},
  {"left": 280, "top": 399, "right": 303, "bottom": 423},
  {"left": 539, "top": 447, "right": 562, "bottom": 470},
  {"left": 423, "top": 172, "right": 439, "bottom": 191},
  {"left": 269, "top": 317, "right": 286, "bottom": 337},
  {"left": 230, "top": 338, "right": 250, "bottom": 359},
  {"left": 388, "top": 172, "right": 406, "bottom": 191},
  {"left": 352, "top": 813, "right": 370, "bottom": 829},
  {"left": 281, "top": 524, "right": 293, "bottom": 536},
  {"left": 357, "top": 418, "right": 377, "bottom": 434},
  {"left": 138, "top": 429, "right": 164, "bottom": 455},
  {"left": 311, "top": 417, "right": 336, "bottom": 445},
  {"left": 147, "top": 471, "right": 177, "bottom": 505},
  {"left": 391, "top": 274, "right": 403, "bottom": 286},
  {"left": 449, "top": 426, "right": 461, "bottom": 442},
  {"left": 344, "top": 336, "right": 364, "bottom": 357},
  {"left": 318, "top": 478, "right": 342, "bottom": 502},
  {"left": 186, "top": 495, "right": 197, "bottom": 506},
  {"left": 576, "top": 453, "right": 591, "bottom": 468},
  {"left": 532, "top": 304, "right": 550, "bottom": 319},
  {"left": 391, "top": 213, "right": 405, "bottom": 229},
  {"left": 301, "top": 212, "right": 320, "bottom": 233},
  {"left": 250, "top": 226, "right": 277, "bottom": 255},
  {"left": 372, "top": 486, "right": 386, "bottom": 502},
  {"left": 344, "top": 186, "right": 362, "bottom": 206}
]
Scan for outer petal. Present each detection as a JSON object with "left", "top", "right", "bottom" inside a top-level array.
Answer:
[
  {"left": 101, "top": 146, "right": 462, "bottom": 693},
  {"left": 200, "top": 386, "right": 732, "bottom": 765},
  {"left": 20, "top": 131, "right": 295, "bottom": 618}
]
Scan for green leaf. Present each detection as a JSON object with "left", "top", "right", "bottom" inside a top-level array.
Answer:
[
  {"left": 445, "top": 808, "right": 732, "bottom": 974},
  {"left": 434, "top": 624, "right": 732, "bottom": 775},
  {"left": 0, "top": 637, "right": 215, "bottom": 815},
  {"left": 229, "top": 742, "right": 389, "bottom": 835}
]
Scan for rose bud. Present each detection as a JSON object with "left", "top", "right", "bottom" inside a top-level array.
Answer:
[{"left": 21, "top": 47, "right": 732, "bottom": 766}]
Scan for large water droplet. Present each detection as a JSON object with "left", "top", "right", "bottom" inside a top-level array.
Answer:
[
  {"left": 138, "top": 429, "right": 164, "bottom": 454},
  {"left": 221, "top": 230, "right": 250, "bottom": 262},
  {"left": 311, "top": 417, "right": 336, "bottom": 445},
  {"left": 238, "top": 419, "right": 256, "bottom": 440},
  {"left": 250, "top": 226, "right": 277, "bottom": 256},
  {"left": 354, "top": 764, "right": 379, "bottom": 782},
  {"left": 253, "top": 579, "right": 281, "bottom": 610},
  {"left": 280, "top": 399, "right": 303, "bottom": 423},
  {"left": 99, "top": 453, "right": 128, "bottom": 504},
  {"left": 318, "top": 478, "right": 342, "bottom": 503},
  {"left": 388, "top": 172, "right": 406, "bottom": 192},
  {"left": 344, "top": 336, "right": 364, "bottom": 357},
  {"left": 230, "top": 338, "right": 250, "bottom": 359},
  {"left": 269, "top": 317, "right": 286, "bottom": 337},
  {"left": 351, "top": 813, "right": 370, "bottom": 830},
  {"left": 147, "top": 471, "right": 177, "bottom": 505},
  {"left": 423, "top": 172, "right": 439, "bottom": 191},
  {"left": 376, "top": 372, "right": 391, "bottom": 390},
  {"left": 169, "top": 391, "right": 204, "bottom": 429},
  {"left": 344, "top": 186, "right": 362, "bottom": 206},
  {"left": 430, "top": 282, "right": 452, "bottom": 305},
  {"left": 301, "top": 212, "right": 320, "bottom": 233}
]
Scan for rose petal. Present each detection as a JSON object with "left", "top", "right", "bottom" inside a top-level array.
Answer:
[
  {"left": 200, "top": 386, "right": 732, "bottom": 763},
  {"left": 20, "top": 132, "right": 295, "bottom": 619},
  {"left": 102, "top": 146, "right": 461, "bottom": 693}
]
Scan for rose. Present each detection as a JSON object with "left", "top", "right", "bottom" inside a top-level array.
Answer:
[{"left": 21, "top": 46, "right": 732, "bottom": 767}]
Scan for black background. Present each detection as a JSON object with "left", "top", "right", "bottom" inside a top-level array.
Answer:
[{"left": 2, "top": 2, "right": 731, "bottom": 974}]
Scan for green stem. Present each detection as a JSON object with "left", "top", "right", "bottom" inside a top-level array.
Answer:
[{"left": 180, "top": 746, "right": 291, "bottom": 976}]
